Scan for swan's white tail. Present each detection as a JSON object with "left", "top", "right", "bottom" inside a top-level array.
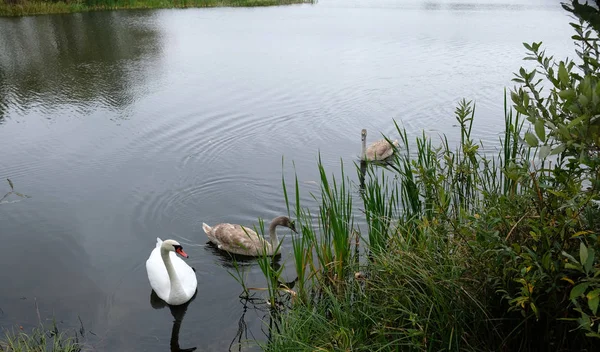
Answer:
[
  {"left": 202, "top": 223, "right": 212, "bottom": 234},
  {"left": 155, "top": 237, "right": 163, "bottom": 248}
]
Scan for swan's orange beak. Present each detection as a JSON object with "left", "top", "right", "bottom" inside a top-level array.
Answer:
[{"left": 176, "top": 248, "right": 189, "bottom": 258}]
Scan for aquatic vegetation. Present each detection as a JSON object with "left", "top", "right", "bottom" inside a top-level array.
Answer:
[
  {"left": 0, "top": 322, "right": 81, "bottom": 352},
  {"left": 0, "top": 0, "right": 315, "bottom": 17},
  {"left": 0, "top": 179, "right": 30, "bottom": 206},
  {"left": 237, "top": 8, "right": 600, "bottom": 350}
]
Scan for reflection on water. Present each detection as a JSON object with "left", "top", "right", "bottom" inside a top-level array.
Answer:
[
  {"left": 206, "top": 242, "right": 299, "bottom": 351},
  {"left": 203, "top": 241, "right": 287, "bottom": 269},
  {"left": 150, "top": 290, "right": 198, "bottom": 352},
  {"left": 0, "top": 11, "right": 163, "bottom": 118},
  {"left": 228, "top": 294, "right": 268, "bottom": 352},
  {"left": 359, "top": 160, "right": 368, "bottom": 190}
]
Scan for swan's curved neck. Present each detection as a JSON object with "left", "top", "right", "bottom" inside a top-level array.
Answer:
[
  {"left": 161, "top": 248, "right": 184, "bottom": 297},
  {"left": 268, "top": 221, "right": 280, "bottom": 251}
]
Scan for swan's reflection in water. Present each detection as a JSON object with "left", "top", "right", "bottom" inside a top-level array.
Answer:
[
  {"left": 228, "top": 294, "right": 262, "bottom": 352},
  {"left": 359, "top": 160, "right": 367, "bottom": 191},
  {"left": 203, "top": 242, "right": 297, "bottom": 351},
  {"left": 150, "top": 290, "right": 198, "bottom": 352},
  {"left": 203, "top": 241, "right": 283, "bottom": 268}
]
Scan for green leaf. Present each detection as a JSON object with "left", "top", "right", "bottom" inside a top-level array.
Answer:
[
  {"left": 531, "top": 302, "right": 539, "bottom": 319},
  {"left": 579, "top": 94, "right": 590, "bottom": 106},
  {"left": 571, "top": 283, "right": 590, "bottom": 300},
  {"left": 524, "top": 132, "right": 539, "bottom": 147},
  {"left": 587, "top": 289, "right": 600, "bottom": 315},
  {"left": 581, "top": 242, "right": 589, "bottom": 267},
  {"left": 529, "top": 231, "right": 540, "bottom": 241},
  {"left": 558, "top": 62, "right": 569, "bottom": 86},
  {"left": 523, "top": 92, "right": 530, "bottom": 107},
  {"left": 511, "top": 91, "right": 520, "bottom": 104},
  {"left": 579, "top": 310, "right": 592, "bottom": 330},
  {"left": 539, "top": 145, "right": 551, "bottom": 159},
  {"left": 542, "top": 253, "right": 551, "bottom": 270},
  {"left": 559, "top": 89, "right": 576, "bottom": 100},
  {"left": 514, "top": 105, "right": 529, "bottom": 115},
  {"left": 585, "top": 248, "right": 595, "bottom": 274},
  {"left": 512, "top": 243, "right": 521, "bottom": 253},
  {"left": 568, "top": 103, "right": 582, "bottom": 114},
  {"left": 551, "top": 143, "right": 566, "bottom": 155},
  {"left": 568, "top": 113, "right": 588, "bottom": 127},
  {"left": 534, "top": 119, "right": 546, "bottom": 142},
  {"left": 563, "top": 250, "right": 578, "bottom": 263},
  {"left": 558, "top": 124, "right": 571, "bottom": 138}
]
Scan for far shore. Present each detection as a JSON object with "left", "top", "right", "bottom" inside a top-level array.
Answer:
[{"left": 0, "top": 0, "right": 314, "bottom": 17}]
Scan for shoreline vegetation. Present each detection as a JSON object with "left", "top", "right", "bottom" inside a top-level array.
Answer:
[
  {"left": 0, "top": 324, "right": 81, "bottom": 352},
  {"left": 0, "top": 0, "right": 314, "bottom": 17},
  {"left": 230, "top": 2, "right": 600, "bottom": 351}
]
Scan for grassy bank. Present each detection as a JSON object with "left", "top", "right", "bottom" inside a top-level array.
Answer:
[
  {"left": 0, "top": 0, "right": 313, "bottom": 17},
  {"left": 235, "top": 7, "right": 600, "bottom": 352}
]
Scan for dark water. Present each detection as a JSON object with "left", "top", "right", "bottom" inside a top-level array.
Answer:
[{"left": 0, "top": 0, "right": 573, "bottom": 350}]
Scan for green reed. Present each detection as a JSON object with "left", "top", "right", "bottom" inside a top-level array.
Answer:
[
  {"left": 282, "top": 163, "right": 312, "bottom": 302},
  {"left": 259, "top": 95, "right": 536, "bottom": 349},
  {"left": 360, "top": 163, "right": 399, "bottom": 254},
  {"left": 226, "top": 257, "right": 249, "bottom": 297},
  {"left": 232, "top": 90, "right": 591, "bottom": 351},
  {"left": 316, "top": 156, "right": 355, "bottom": 284}
]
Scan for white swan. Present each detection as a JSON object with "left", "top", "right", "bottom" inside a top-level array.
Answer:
[
  {"left": 146, "top": 238, "right": 197, "bottom": 306},
  {"left": 361, "top": 128, "right": 399, "bottom": 161},
  {"left": 202, "top": 216, "right": 296, "bottom": 256}
]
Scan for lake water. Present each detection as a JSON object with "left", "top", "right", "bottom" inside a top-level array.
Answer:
[{"left": 0, "top": 0, "right": 574, "bottom": 350}]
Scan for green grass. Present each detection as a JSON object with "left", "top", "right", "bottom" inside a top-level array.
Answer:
[
  {"left": 0, "top": 323, "right": 81, "bottom": 352},
  {"left": 266, "top": 246, "right": 496, "bottom": 351},
  {"left": 0, "top": 0, "right": 314, "bottom": 17}
]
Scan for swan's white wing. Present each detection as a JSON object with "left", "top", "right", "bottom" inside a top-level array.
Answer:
[
  {"left": 170, "top": 253, "right": 198, "bottom": 298},
  {"left": 146, "top": 245, "right": 171, "bottom": 302}
]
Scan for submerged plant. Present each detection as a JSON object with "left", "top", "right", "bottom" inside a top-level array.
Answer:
[{"left": 0, "top": 179, "right": 30, "bottom": 205}]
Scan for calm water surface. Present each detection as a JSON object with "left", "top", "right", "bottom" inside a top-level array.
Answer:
[{"left": 0, "top": 0, "right": 573, "bottom": 350}]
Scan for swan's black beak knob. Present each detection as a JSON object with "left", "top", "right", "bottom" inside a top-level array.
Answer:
[{"left": 289, "top": 220, "right": 298, "bottom": 234}]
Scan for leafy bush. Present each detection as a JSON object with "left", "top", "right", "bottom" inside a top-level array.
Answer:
[{"left": 505, "top": 4, "right": 600, "bottom": 345}]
